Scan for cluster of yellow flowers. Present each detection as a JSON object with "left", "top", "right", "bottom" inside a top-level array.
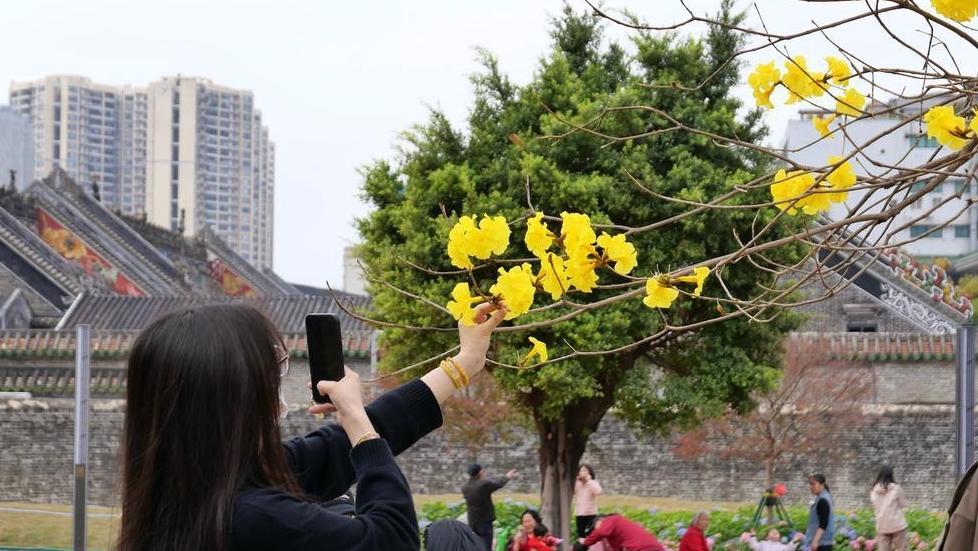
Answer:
[
  {"left": 444, "top": 211, "right": 713, "bottom": 364},
  {"left": 747, "top": 56, "right": 866, "bottom": 138},
  {"left": 769, "top": 157, "right": 857, "bottom": 215},
  {"left": 922, "top": 105, "right": 978, "bottom": 151},
  {"left": 447, "top": 215, "right": 511, "bottom": 270},
  {"left": 931, "top": 0, "right": 978, "bottom": 21}
]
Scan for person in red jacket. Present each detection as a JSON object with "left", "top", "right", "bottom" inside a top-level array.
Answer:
[
  {"left": 678, "top": 512, "right": 710, "bottom": 551},
  {"left": 574, "top": 514, "right": 664, "bottom": 551}
]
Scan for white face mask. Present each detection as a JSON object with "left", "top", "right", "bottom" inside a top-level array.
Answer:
[{"left": 279, "top": 388, "right": 289, "bottom": 420}]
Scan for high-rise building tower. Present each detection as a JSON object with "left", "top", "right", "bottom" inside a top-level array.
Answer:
[
  {"left": 8, "top": 75, "right": 274, "bottom": 269},
  {"left": 0, "top": 106, "right": 34, "bottom": 189}
]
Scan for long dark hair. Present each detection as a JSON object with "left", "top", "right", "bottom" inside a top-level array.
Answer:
[
  {"left": 580, "top": 463, "right": 596, "bottom": 480},
  {"left": 118, "top": 305, "right": 302, "bottom": 551},
  {"left": 875, "top": 465, "right": 897, "bottom": 489}
]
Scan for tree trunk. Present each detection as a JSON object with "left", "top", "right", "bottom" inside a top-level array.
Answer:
[
  {"left": 538, "top": 416, "right": 586, "bottom": 546},
  {"left": 764, "top": 458, "right": 775, "bottom": 525},
  {"left": 528, "top": 356, "right": 636, "bottom": 545}
]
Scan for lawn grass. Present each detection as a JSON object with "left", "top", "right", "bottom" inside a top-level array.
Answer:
[
  {"left": 0, "top": 495, "right": 750, "bottom": 550},
  {"left": 0, "top": 503, "right": 119, "bottom": 551}
]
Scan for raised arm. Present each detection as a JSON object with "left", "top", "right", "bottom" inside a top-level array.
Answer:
[{"left": 289, "top": 303, "right": 507, "bottom": 498}]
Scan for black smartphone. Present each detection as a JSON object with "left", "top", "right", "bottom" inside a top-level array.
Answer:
[{"left": 305, "top": 313, "right": 345, "bottom": 404}]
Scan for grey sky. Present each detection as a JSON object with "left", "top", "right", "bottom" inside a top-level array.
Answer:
[{"left": 2, "top": 1, "right": 971, "bottom": 287}]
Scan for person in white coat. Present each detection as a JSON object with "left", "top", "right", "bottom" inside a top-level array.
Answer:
[{"left": 871, "top": 466, "right": 908, "bottom": 551}]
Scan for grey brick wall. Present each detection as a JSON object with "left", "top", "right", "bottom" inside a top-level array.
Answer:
[{"left": 0, "top": 397, "right": 964, "bottom": 511}]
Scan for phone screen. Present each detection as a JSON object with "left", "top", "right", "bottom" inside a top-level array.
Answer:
[{"left": 305, "top": 313, "right": 345, "bottom": 404}]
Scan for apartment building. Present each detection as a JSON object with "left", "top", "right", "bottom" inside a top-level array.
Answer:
[
  {"left": 782, "top": 98, "right": 978, "bottom": 259},
  {"left": 0, "top": 106, "right": 33, "bottom": 189}
]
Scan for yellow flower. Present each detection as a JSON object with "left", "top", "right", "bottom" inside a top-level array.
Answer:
[
  {"left": 747, "top": 62, "right": 781, "bottom": 109},
  {"left": 564, "top": 254, "right": 599, "bottom": 293},
  {"left": 489, "top": 263, "right": 536, "bottom": 319},
  {"left": 560, "top": 212, "right": 596, "bottom": 257},
  {"left": 447, "top": 216, "right": 477, "bottom": 269},
  {"left": 446, "top": 214, "right": 511, "bottom": 269},
  {"left": 596, "top": 232, "right": 638, "bottom": 275},
  {"left": 521, "top": 337, "right": 548, "bottom": 366},
  {"left": 446, "top": 282, "right": 484, "bottom": 326},
  {"left": 931, "top": 0, "right": 978, "bottom": 21},
  {"left": 675, "top": 266, "right": 710, "bottom": 297},
  {"left": 825, "top": 156, "right": 857, "bottom": 203},
  {"left": 812, "top": 114, "right": 837, "bottom": 138},
  {"left": 825, "top": 56, "right": 852, "bottom": 85},
  {"left": 782, "top": 56, "right": 826, "bottom": 104},
  {"left": 923, "top": 105, "right": 969, "bottom": 150},
  {"left": 525, "top": 212, "right": 555, "bottom": 259},
  {"left": 836, "top": 88, "right": 865, "bottom": 117},
  {"left": 770, "top": 169, "right": 816, "bottom": 215},
  {"left": 538, "top": 252, "right": 570, "bottom": 300},
  {"left": 470, "top": 215, "right": 511, "bottom": 259},
  {"left": 643, "top": 276, "right": 679, "bottom": 309}
]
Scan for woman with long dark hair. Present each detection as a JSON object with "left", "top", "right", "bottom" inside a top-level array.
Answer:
[
  {"left": 871, "top": 466, "right": 908, "bottom": 551},
  {"left": 803, "top": 474, "right": 836, "bottom": 551},
  {"left": 118, "top": 302, "right": 506, "bottom": 551}
]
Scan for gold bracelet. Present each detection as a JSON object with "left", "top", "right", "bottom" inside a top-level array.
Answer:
[
  {"left": 446, "top": 357, "right": 469, "bottom": 387},
  {"left": 354, "top": 431, "right": 380, "bottom": 447},
  {"left": 440, "top": 359, "right": 464, "bottom": 389}
]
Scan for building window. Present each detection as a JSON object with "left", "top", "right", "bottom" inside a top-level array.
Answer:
[
  {"left": 909, "top": 225, "right": 941, "bottom": 238},
  {"left": 955, "top": 225, "right": 971, "bottom": 238},
  {"left": 909, "top": 134, "right": 940, "bottom": 148},
  {"left": 171, "top": 164, "right": 178, "bottom": 180},
  {"left": 846, "top": 320, "right": 878, "bottom": 332}
]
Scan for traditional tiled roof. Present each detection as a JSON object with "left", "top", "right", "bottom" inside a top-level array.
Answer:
[
  {"left": 198, "top": 227, "right": 298, "bottom": 297},
  {"left": 57, "top": 292, "right": 372, "bottom": 333},
  {"left": 40, "top": 170, "right": 186, "bottom": 285},
  {"left": 27, "top": 177, "right": 182, "bottom": 295},
  {"left": 0, "top": 365, "right": 127, "bottom": 397},
  {"left": 790, "top": 332, "right": 956, "bottom": 362},
  {"left": 0, "top": 328, "right": 372, "bottom": 359},
  {"left": 0, "top": 200, "right": 82, "bottom": 299}
]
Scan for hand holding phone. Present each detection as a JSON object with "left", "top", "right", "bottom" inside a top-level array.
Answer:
[{"left": 305, "top": 313, "right": 345, "bottom": 404}]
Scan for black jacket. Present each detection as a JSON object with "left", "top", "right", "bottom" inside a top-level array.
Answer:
[{"left": 230, "top": 379, "right": 443, "bottom": 550}]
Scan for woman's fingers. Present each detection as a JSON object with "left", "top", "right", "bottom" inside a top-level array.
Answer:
[
  {"left": 308, "top": 403, "right": 337, "bottom": 415},
  {"left": 470, "top": 301, "right": 508, "bottom": 328},
  {"left": 470, "top": 302, "right": 497, "bottom": 324}
]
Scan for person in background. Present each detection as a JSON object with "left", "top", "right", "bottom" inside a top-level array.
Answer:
[
  {"left": 678, "top": 512, "right": 710, "bottom": 551},
  {"left": 871, "top": 466, "right": 908, "bottom": 551},
  {"left": 508, "top": 509, "right": 559, "bottom": 551},
  {"left": 575, "top": 514, "right": 665, "bottom": 551},
  {"left": 424, "top": 519, "right": 486, "bottom": 551},
  {"left": 463, "top": 464, "right": 518, "bottom": 551},
  {"left": 743, "top": 528, "right": 803, "bottom": 551},
  {"left": 574, "top": 463, "right": 603, "bottom": 539},
  {"left": 804, "top": 474, "right": 836, "bottom": 551}
]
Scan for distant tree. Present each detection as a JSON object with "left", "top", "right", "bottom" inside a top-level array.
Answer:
[
  {"left": 357, "top": 3, "right": 803, "bottom": 540},
  {"left": 675, "top": 336, "right": 872, "bottom": 504},
  {"left": 440, "top": 372, "right": 520, "bottom": 462}
]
